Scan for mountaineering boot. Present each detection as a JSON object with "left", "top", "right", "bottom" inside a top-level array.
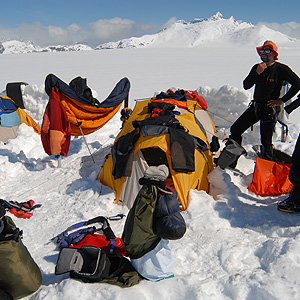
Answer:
[
  {"left": 277, "top": 188, "right": 300, "bottom": 212},
  {"left": 277, "top": 198, "right": 300, "bottom": 212}
]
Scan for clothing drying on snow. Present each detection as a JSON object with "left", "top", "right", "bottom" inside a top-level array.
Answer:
[{"left": 41, "top": 74, "right": 130, "bottom": 156}]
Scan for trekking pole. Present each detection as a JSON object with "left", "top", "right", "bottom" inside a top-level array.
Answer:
[
  {"left": 278, "top": 120, "right": 288, "bottom": 143},
  {"left": 75, "top": 119, "right": 95, "bottom": 164}
]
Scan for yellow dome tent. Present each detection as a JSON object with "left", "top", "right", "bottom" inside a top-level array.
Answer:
[{"left": 97, "top": 92, "right": 218, "bottom": 211}]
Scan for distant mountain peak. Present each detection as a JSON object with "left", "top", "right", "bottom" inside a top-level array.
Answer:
[
  {"left": 209, "top": 11, "right": 224, "bottom": 21},
  {"left": 191, "top": 12, "right": 224, "bottom": 23}
]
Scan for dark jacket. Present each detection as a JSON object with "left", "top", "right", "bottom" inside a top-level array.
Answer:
[{"left": 243, "top": 62, "right": 300, "bottom": 105}]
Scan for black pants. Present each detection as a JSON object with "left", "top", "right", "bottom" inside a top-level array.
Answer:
[
  {"left": 289, "top": 133, "right": 300, "bottom": 202},
  {"left": 230, "top": 103, "right": 276, "bottom": 160}
]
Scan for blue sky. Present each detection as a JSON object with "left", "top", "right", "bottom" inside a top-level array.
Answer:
[
  {"left": 3, "top": 0, "right": 300, "bottom": 28},
  {"left": 1, "top": 0, "right": 300, "bottom": 47}
]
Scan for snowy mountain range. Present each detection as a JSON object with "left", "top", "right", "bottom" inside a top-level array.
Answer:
[
  {"left": 0, "top": 12, "right": 297, "bottom": 54},
  {"left": 0, "top": 40, "right": 93, "bottom": 54},
  {"left": 96, "top": 12, "right": 295, "bottom": 50}
]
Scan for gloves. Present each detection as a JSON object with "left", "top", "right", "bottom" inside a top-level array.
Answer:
[
  {"left": 0, "top": 199, "right": 41, "bottom": 219},
  {"left": 9, "top": 201, "right": 33, "bottom": 219}
]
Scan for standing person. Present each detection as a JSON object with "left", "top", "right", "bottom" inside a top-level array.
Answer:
[
  {"left": 228, "top": 40, "right": 300, "bottom": 168},
  {"left": 277, "top": 133, "right": 300, "bottom": 212}
]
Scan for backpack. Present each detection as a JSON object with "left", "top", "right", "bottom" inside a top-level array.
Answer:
[
  {"left": 53, "top": 215, "right": 126, "bottom": 256},
  {"left": 0, "top": 216, "right": 42, "bottom": 299},
  {"left": 55, "top": 246, "right": 141, "bottom": 287}
]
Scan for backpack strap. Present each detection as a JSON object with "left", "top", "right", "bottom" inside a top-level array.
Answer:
[
  {"left": 86, "top": 216, "right": 118, "bottom": 253},
  {"left": 86, "top": 216, "right": 114, "bottom": 237},
  {"left": 108, "top": 238, "right": 117, "bottom": 254},
  {"left": 52, "top": 215, "right": 124, "bottom": 250}
]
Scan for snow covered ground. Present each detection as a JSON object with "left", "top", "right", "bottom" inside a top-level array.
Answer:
[{"left": 2, "top": 32, "right": 300, "bottom": 299}]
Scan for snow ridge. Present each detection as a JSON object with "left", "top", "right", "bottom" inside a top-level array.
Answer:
[{"left": 0, "top": 12, "right": 297, "bottom": 54}]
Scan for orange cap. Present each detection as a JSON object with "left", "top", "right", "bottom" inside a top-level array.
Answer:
[{"left": 256, "top": 40, "right": 278, "bottom": 60}]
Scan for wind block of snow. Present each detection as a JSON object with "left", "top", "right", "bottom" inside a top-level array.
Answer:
[{"left": 197, "top": 85, "right": 251, "bottom": 127}]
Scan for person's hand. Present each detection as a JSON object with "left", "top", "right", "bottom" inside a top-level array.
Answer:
[
  {"left": 256, "top": 62, "right": 267, "bottom": 75},
  {"left": 267, "top": 99, "right": 284, "bottom": 107}
]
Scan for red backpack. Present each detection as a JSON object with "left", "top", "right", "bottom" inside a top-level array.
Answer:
[{"left": 52, "top": 215, "right": 126, "bottom": 256}]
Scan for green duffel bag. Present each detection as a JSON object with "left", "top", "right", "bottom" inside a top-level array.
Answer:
[
  {"left": 122, "top": 184, "right": 161, "bottom": 259},
  {"left": 0, "top": 216, "right": 42, "bottom": 299}
]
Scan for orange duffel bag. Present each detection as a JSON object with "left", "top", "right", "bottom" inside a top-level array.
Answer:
[{"left": 248, "top": 157, "right": 293, "bottom": 196}]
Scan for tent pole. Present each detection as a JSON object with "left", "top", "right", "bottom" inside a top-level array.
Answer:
[{"left": 75, "top": 120, "right": 95, "bottom": 163}]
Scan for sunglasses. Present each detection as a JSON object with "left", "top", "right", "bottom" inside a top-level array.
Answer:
[{"left": 259, "top": 48, "right": 272, "bottom": 54}]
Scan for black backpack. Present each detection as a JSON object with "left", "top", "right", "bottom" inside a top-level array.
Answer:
[{"left": 55, "top": 246, "right": 141, "bottom": 287}]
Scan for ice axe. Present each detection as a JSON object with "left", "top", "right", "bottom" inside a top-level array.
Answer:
[{"left": 75, "top": 119, "right": 95, "bottom": 163}]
